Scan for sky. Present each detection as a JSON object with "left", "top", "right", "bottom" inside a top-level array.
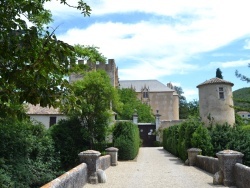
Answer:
[{"left": 44, "top": 0, "right": 250, "bottom": 101}]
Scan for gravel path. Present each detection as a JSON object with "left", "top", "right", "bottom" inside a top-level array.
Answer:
[{"left": 85, "top": 147, "right": 227, "bottom": 188}]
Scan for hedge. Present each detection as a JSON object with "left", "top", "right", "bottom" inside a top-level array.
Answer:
[
  {"left": 163, "top": 118, "right": 213, "bottom": 161},
  {"left": 113, "top": 121, "right": 140, "bottom": 160}
]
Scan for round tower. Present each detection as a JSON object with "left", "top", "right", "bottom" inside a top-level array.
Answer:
[{"left": 197, "top": 78, "right": 235, "bottom": 126}]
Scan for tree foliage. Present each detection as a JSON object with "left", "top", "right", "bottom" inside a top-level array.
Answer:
[
  {"left": 0, "top": 0, "right": 91, "bottom": 119},
  {"left": 116, "top": 88, "right": 155, "bottom": 122},
  {"left": 174, "top": 86, "right": 199, "bottom": 119},
  {"left": 233, "top": 87, "right": 250, "bottom": 112},
  {"left": 0, "top": 120, "right": 61, "bottom": 187},
  {"left": 216, "top": 68, "right": 223, "bottom": 79},
  {"left": 236, "top": 64, "right": 250, "bottom": 83},
  {"left": 234, "top": 64, "right": 250, "bottom": 112},
  {"left": 61, "top": 70, "right": 120, "bottom": 148}
]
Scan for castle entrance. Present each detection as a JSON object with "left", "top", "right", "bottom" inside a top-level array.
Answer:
[{"left": 138, "top": 123, "right": 156, "bottom": 147}]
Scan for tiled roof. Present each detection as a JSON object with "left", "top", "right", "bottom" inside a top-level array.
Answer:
[
  {"left": 197, "top": 77, "right": 234, "bottom": 88},
  {"left": 119, "top": 80, "right": 174, "bottom": 92},
  {"left": 26, "top": 104, "right": 63, "bottom": 115}
]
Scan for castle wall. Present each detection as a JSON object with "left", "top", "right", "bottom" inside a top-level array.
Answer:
[{"left": 69, "top": 59, "right": 119, "bottom": 88}]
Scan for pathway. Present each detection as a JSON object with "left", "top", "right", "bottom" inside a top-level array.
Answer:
[{"left": 85, "top": 147, "right": 228, "bottom": 188}]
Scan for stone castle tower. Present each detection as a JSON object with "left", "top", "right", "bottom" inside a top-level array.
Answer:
[
  {"left": 197, "top": 77, "right": 235, "bottom": 126},
  {"left": 69, "top": 59, "right": 119, "bottom": 88}
]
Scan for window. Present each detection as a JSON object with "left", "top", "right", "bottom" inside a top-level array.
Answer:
[
  {"left": 49, "top": 117, "right": 57, "bottom": 127},
  {"left": 218, "top": 87, "right": 225, "bottom": 99},
  {"left": 143, "top": 91, "right": 149, "bottom": 98}
]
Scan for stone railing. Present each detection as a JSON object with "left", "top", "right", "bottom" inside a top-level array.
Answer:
[
  {"left": 41, "top": 147, "right": 118, "bottom": 188},
  {"left": 187, "top": 148, "right": 250, "bottom": 188}
]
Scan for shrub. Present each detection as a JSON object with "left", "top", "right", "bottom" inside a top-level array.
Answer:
[
  {"left": 0, "top": 119, "right": 60, "bottom": 187},
  {"left": 49, "top": 117, "right": 89, "bottom": 171},
  {"left": 163, "top": 124, "right": 179, "bottom": 156},
  {"left": 191, "top": 125, "right": 213, "bottom": 156},
  {"left": 209, "top": 123, "right": 233, "bottom": 155},
  {"left": 113, "top": 121, "right": 140, "bottom": 160},
  {"left": 163, "top": 118, "right": 212, "bottom": 161}
]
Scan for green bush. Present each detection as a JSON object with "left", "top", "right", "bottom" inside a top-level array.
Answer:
[
  {"left": 191, "top": 125, "right": 213, "bottom": 156},
  {"left": 113, "top": 121, "right": 140, "bottom": 160},
  {"left": 163, "top": 124, "right": 179, "bottom": 156},
  {"left": 209, "top": 124, "right": 250, "bottom": 166},
  {"left": 209, "top": 123, "right": 233, "bottom": 155},
  {"left": 49, "top": 117, "right": 89, "bottom": 171},
  {"left": 0, "top": 119, "right": 61, "bottom": 187},
  {"left": 163, "top": 118, "right": 213, "bottom": 161}
]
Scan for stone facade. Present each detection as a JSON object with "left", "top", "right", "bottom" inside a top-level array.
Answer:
[
  {"left": 120, "top": 80, "right": 179, "bottom": 121},
  {"left": 197, "top": 77, "right": 235, "bottom": 126}
]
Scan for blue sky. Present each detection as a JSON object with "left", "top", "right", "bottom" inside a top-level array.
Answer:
[{"left": 45, "top": 0, "right": 250, "bottom": 101}]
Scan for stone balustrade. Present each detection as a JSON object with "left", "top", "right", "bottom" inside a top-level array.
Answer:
[
  {"left": 41, "top": 147, "right": 119, "bottom": 187},
  {"left": 187, "top": 148, "right": 249, "bottom": 188}
]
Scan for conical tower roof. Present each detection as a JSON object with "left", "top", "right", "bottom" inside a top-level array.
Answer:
[{"left": 197, "top": 77, "right": 234, "bottom": 88}]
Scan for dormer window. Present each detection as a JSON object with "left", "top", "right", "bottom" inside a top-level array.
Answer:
[
  {"left": 141, "top": 86, "right": 149, "bottom": 99},
  {"left": 218, "top": 87, "right": 225, "bottom": 99},
  {"left": 143, "top": 91, "right": 149, "bottom": 98}
]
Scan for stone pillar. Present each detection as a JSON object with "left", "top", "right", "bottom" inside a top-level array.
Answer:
[
  {"left": 132, "top": 111, "right": 138, "bottom": 124},
  {"left": 187, "top": 148, "right": 202, "bottom": 166},
  {"left": 154, "top": 110, "right": 161, "bottom": 141},
  {"left": 215, "top": 150, "right": 244, "bottom": 186},
  {"left": 105, "top": 147, "right": 119, "bottom": 166},
  {"left": 78, "top": 150, "right": 101, "bottom": 184}
]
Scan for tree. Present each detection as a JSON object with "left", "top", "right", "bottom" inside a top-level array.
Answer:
[
  {"left": 216, "top": 68, "right": 223, "bottom": 79},
  {"left": 234, "top": 65, "right": 250, "bottom": 111},
  {"left": 116, "top": 88, "right": 155, "bottom": 122},
  {"left": 0, "top": 0, "right": 91, "bottom": 119},
  {"left": 61, "top": 70, "right": 120, "bottom": 148},
  {"left": 174, "top": 86, "right": 188, "bottom": 119},
  {"left": 235, "top": 64, "right": 250, "bottom": 82}
]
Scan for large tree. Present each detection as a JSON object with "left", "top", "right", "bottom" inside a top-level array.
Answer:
[
  {"left": 61, "top": 70, "right": 120, "bottom": 148},
  {"left": 0, "top": 0, "right": 91, "bottom": 119}
]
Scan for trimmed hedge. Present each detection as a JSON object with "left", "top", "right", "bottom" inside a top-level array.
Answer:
[
  {"left": 113, "top": 121, "right": 140, "bottom": 160},
  {"left": 163, "top": 120, "right": 250, "bottom": 166},
  {"left": 163, "top": 118, "right": 213, "bottom": 161}
]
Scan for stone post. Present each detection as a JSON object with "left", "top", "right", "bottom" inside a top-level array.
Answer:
[
  {"left": 215, "top": 150, "right": 244, "bottom": 186},
  {"left": 132, "top": 111, "right": 138, "bottom": 124},
  {"left": 154, "top": 110, "right": 161, "bottom": 141},
  {"left": 105, "top": 147, "right": 119, "bottom": 166},
  {"left": 78, "top": 150, "right": 101, "bottom": 184},
  {"left": 187, "top": 148, "right": 202, "bottom": 166}
]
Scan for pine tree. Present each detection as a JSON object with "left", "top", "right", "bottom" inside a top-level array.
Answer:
[{"left": 216, "top": 68, "right": 223, "bottom": 79}]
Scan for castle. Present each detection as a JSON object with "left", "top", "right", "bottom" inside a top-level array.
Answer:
[{"left": 69, "top": 59, "right": 179, "bottom": 121}]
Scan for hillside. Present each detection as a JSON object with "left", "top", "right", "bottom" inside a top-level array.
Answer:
[{"left": 233, "top": 87, "right": 250, "bottom": 111}]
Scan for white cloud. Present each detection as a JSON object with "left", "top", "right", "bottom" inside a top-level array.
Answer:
[
  {"left": 244, "top": 39, "right": 250, "bottom": 49},
  {"left": 209, "top": 59, "right": 250, "bottom": 68},
  {"left": 45, "top": 0, "right": 250, "bottom": 82}
]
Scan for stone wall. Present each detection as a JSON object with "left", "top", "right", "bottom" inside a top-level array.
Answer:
[
  {"left": 99, "top": 155, "right": 111, "bottom": 170},
  {"left": 187, "top": 149, "right": 250, "bottom": 187},
  {"left": 234, "top": 163, "right": 250, "bottom": 188},
  {"left": 41, "top": 154, "right": 113, "bottom": 187},
  {"left": 196, "top": 155, "right": 219, "bottom": 174},
  {"left": 41, "top": 163, "right": 88, "bottom": 188}
]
